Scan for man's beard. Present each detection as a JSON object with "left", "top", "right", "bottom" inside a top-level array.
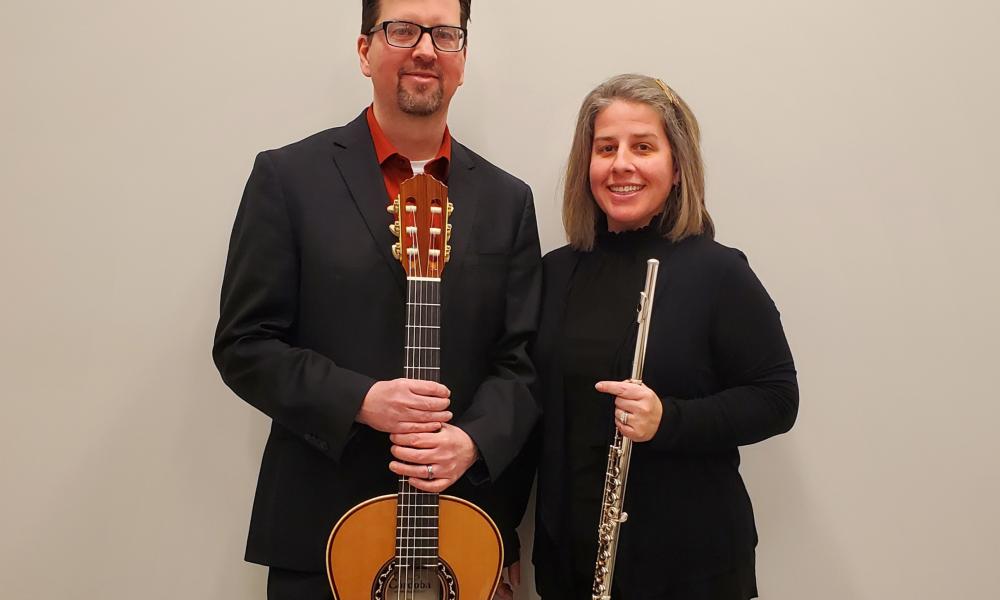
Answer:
[{"left": 397, "top": 82, "right": 444, "bottom": 117}]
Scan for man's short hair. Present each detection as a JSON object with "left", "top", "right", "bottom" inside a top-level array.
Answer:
[{"left": 361, "top": 0, "right": 472, "bottom": 34}]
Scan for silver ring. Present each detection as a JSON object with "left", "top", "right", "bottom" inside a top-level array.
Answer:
[
  {"left": 619, "top": 411, "right": 630, "bottom": 426},
  {"left": 426, "top": 465, "right": 434, "bottom": 480}
]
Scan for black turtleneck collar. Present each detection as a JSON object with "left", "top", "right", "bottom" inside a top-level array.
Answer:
[{"left": 594, "top": 213, "right": 665, "bottom": 254}]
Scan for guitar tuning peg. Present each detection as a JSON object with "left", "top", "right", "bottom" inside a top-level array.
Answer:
[
  {"left": 446, "top": 223, "right": 453, "bottom": 241},
  {"left": 392, "top": 243, "right": 401, "bottom": 260},
  {"left": 447, "top": 202, "right": 454, "bottom": 217},
  {"left": 389, "top": 222, "right": 399, "bottom": 237},
  {"left": 386, "top": 200, "right": 399, "bottom": 215},
  {"left": 445, "top": 245, "right": 451, "bottom": 263}
]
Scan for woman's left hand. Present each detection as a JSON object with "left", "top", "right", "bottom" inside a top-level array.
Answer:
[{"left": 595, "top": 379, "right": 663, "bottom": 442}]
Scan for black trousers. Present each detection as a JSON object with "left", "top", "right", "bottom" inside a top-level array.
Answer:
[
  {"left": 267, "top": 568, "right": 332, "bottom": 600},
  {"left": 537, "top": 566, "right": 758, "bottom": 600}
]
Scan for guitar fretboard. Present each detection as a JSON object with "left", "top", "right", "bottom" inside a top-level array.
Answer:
[
  {"left": 404, "top": 277, "right": 441, "bottom": 382},
  {"left": 397, "top": 276, "right": 441, "bottom": 567}
]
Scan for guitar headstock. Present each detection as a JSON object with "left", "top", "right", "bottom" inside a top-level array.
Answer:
[{"left": 387, "top": 173, "right": 453, "bottom": 278}]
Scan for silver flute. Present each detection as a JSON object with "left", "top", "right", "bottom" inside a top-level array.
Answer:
[{"left": 592, "top": 258, "right": 659, "bottom": 600}]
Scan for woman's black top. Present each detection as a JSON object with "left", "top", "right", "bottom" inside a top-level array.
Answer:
[
  {"left": 531, "top": 225, "right": 797, "bottom": 600},
  {"left": 562, "top": 224, "right": 663, "bottom": 584}
]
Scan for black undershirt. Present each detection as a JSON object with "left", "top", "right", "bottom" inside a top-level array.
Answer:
[{"left": 561, "top": 223, "right": 660, "bottom": 585}]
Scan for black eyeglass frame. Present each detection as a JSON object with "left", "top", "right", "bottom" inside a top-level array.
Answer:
[{"left": 367, "top": 20, "right": 468, "bottom": 52}]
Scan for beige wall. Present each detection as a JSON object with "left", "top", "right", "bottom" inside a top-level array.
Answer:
[{"left": 2, "top": 0, "right": 998, "bottom": 597}]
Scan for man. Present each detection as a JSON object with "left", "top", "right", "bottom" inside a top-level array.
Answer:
[{"left": 212, "top": 1, "right": 541, "bottom": 598}]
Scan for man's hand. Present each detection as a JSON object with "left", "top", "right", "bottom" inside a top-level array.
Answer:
[
  {"left": 388, "top": 423, "right": 478, "bottom": 492},
  {"left": 492, "top": 561, "right": 521, "bottom": 600},
  {"left": 595, "top": 379, "right": 664, "bottom": 442},
  {"left": 356, "top": 378, "right": 452, "bottom": 434}
]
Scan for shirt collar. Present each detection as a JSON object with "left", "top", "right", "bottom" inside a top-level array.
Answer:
[{"left": 366, "top": 105, "right": 452, "bottom": 169}]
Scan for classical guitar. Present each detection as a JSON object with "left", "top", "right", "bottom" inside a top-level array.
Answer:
[{"left": 326, "top": 173, "right": 503, "bottom": 599}]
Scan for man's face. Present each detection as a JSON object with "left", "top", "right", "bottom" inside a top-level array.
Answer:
[{"left": 358, "top": 0, "right": 466, "bottom": 118}]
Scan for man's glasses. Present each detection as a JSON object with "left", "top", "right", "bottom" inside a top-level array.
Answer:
[{"left": 368, "top": 20, "right": 467, "bottom": 52}]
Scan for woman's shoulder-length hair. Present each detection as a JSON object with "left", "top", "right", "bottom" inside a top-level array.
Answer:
[{"left": 563, "top": 73, "right": 715, "bottom": 251}]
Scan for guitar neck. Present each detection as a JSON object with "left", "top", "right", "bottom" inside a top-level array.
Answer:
[
  {"left": 404, "top": 277, "right": 441, "bottom": 383},
  {"left": 397, "top": 276, "right": 441, "bottom": 566}
]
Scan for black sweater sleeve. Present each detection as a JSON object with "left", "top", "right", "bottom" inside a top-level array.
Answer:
[{"left": 650, "top": 251, "right": 799, "bottom": 452}]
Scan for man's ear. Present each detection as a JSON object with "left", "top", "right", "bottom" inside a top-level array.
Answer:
[
  {"left": 457, "top": 47, "right": 467, "bottom": 87},
  {"left": 358, "top": 35, "right": 373, "bottom": 78}
]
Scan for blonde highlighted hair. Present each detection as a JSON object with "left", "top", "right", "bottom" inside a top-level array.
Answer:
[{"left": 563, "top": 74, "right": 713, "bottom": 250}]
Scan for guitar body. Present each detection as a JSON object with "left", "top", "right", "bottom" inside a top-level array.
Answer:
[{"left": 327, "top": 495, "right": 503, "bottom": 600}]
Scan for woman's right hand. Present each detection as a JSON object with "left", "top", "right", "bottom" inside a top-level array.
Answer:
[{"left": 595, "top": 379, "right": 664, "bottom": 442}]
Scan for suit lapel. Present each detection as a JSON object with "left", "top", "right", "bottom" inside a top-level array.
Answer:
[
  {"left": 444, "top": 141, "right": 478, "bottom": 268},
  {"left": 330, "top": 112, "right": 405, "bottom": 294},
  {"left": 441, "top": 141, "right": 478, "bottom": 309}
]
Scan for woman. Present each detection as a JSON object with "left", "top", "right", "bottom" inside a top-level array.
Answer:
[{"left": 531, "top": 74, "right": 798, "bottom": 599}]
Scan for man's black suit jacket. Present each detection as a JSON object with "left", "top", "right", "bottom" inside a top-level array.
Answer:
[{"left": 213, "top": 111, "right": 542, "bottom": 571}]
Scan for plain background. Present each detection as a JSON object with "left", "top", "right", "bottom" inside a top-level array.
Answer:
[{"left": 2, "top": 0, "right": 998, "bottom": 598}]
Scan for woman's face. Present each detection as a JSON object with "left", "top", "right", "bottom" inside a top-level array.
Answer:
[{"left": 589, "top": 100, "right": 679, "bottom": 232}]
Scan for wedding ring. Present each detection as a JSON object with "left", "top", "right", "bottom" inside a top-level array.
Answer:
[
  {"left": 426, "top": 465, "right": 434, "bottom": 480},
  {"left": 619, "top": 411, "right": 630, "bottom": 426}
]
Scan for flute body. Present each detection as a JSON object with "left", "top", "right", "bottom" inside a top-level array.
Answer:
[{"left": 591, "top": 258, "right": 659, "bottom": 600}]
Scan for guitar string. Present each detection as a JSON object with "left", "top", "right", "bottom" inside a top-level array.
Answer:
[
  {"left": 429, "top": 207, "right": 438, "bottom": 582},
  {"left": 427, "top": 212, "right": 436, "bottom": 585},
  {"left": 401, "top": 223, "right": 411, "bottom": 600},
  {"left": 417, "top": 266, "right": 424, "bottom": 600},
  {"left": 424, "top": 201, "right": 441, "bottom": 592},
  {"left": 417, "top": 203, "right": 438, "bottom": 595},
  {"left": 403, "top": 204, "right": 419, "bottom": 599},
  {"left": 412, "top": 232, "right": 420, "bottom": 600},
  {"left": 424, "top": 223, "right": 435, "bottom": 591},
  {"left": 419, "top": 214, "right": 438, "bottom": 596},
  {"left": 410, "top": 203, "right": 425, "bottom": 599}
]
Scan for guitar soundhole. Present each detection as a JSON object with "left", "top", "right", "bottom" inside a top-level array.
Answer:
[
  {"left": 387, "top": 568, "right": 440, "bottom": 599},
  {"left": 372, "top": 558, "right": 457, "bottom": 600}
]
